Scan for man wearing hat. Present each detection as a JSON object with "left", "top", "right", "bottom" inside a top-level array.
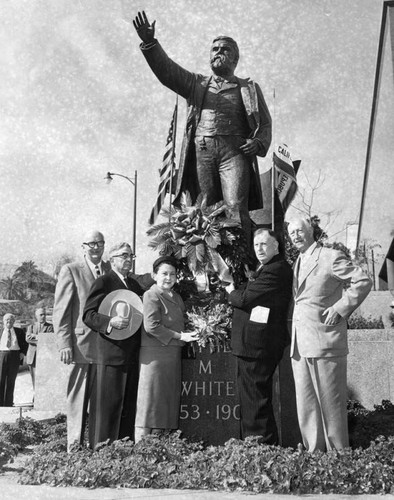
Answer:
[
  {"left": 83, "top": 242, "right": 145, "bottom": 448},
  {"left": 26, "top": 307, "right": 53, "bottom": 393}
]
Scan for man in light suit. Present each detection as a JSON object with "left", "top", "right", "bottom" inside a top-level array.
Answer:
[
  {"left": 26, "top": 307, "right": 53, "bottom": 392},
  {"left": 226, "top": 229, "right": 293, "bottom": 444},
  {"left": 53, "top": 230, "right": 111, "bottom": 450},
  {"left": 288, "top": 217, "right": 372, "bottom": 452},
  {"left": 83, "top": 242, "right": 145, "bottom": 448},
  {"left": 0, "top": 313, "right": 28, "bottom": 406}
]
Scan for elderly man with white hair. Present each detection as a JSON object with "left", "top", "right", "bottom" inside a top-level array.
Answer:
[
  {"left": 83, "top": 242, "right": 146, "bottom": 448},
  {"left": 288, "top": 217, "right": 372, "bottom": 452},
  {"left": 0, "top": 313, "right": 28, "bottom": 406}
]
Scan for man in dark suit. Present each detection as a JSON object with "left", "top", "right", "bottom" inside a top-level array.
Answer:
[
  {"left": 226, "top": 229, "right": 293, "bottom": 444},
  {"left": 26, "top": 307, "right": 53, "bottom": 392},
  {"left": 0, "top": 313, "right": 28, "bottom": 406},
  {"left": 53, "top": 229, "right": 111, "bottom": 450},
  {"left": 83, "top": 242, "right": 145, "bottom": 448}
]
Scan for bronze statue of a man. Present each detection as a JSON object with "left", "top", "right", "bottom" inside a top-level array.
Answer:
[{"left": 133, "top": 11, "right": 272, "bottom": 243}]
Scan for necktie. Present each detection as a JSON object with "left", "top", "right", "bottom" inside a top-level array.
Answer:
[
  {"left": 95, "top": 265, "right": 101, "bottom": 278},
  {"left": 6, "top": 328, "right": 12, "bottom": 349}
]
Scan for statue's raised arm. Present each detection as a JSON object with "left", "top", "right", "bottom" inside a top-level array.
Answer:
[
  {"left": 133, "top": 11, "right": 156, "bottom": 45},
  {"left": 129, "top": 10, "right": 272, "bottom": 249}
]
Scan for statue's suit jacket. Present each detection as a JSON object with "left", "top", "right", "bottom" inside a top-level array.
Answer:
[
  {"left": 229, "top": 254, "right": 293, "bottom": 358},
  {"left": 140, "top": 40, "right": 272, "bottom": 210},
  {"left": 26, "top": 321, "right": 53, "bottom": 365},
  {"left": 53, "top": 258, "right": 111, "bottom": 364},
  {"left": 291, "top": 245, "right": 372, "bottom": 358}
]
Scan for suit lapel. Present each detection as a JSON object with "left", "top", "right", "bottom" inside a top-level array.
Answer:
[
  {"left": 109, "top": 270, "right": 128, "bottom": 290},
  {"left": 297, "top": 245, "right": 321, "bottom": 292},
  {"left": 80, "top": 259, "right": 95, "bottom": 282}
]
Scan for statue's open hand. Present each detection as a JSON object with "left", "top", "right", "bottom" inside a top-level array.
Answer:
[
  {"left": 132, "top": 10, "right": 155, "bottom": 44},
  {"left": 240, "top": 138, "right": 260, "bottom": 156}
]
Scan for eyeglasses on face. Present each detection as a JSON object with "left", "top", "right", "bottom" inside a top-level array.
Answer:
[
  {"left": 112, "top": 253, "right": 136, "bottom": 260},
  {"left": 84, "top": 241, "right": 105, "bottom": 249}
]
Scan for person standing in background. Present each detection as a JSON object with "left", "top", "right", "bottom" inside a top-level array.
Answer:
[
  {"left": 26, "top": 307, "right": 53, "bottom": 394},
  {"left": 0, "top": 313, "right": 28, "bottom": 406}
]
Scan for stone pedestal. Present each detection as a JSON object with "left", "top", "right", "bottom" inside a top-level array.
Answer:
[
  {"left": 179, "top": 343, "right": 301, "bottom": 447},
  {"left": 348, "top": 328, "right": 394, "bottom": 409},
  {"left": 34, "top": 329, "right": 69, "bottom": 413},
  {"left": 179, "top": 343, "right": 240, "bottom": 445}
]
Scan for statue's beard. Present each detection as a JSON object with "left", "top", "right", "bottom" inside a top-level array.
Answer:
[{"left": 210, "top": 56, "right": 233, "bottom": 75}]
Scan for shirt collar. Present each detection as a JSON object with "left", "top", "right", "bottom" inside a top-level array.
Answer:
[
  {"left": 211, "top": 74, "right": 238, "bottom": 86},
  {"left": 113, "top": 269, "right": 128, "bottom": 285},
  {"left": 300, "top": 241, "right": 317, "bottom": 260},
  {"left": 86, "top": 259, "right": 102, "bottom": 276}
]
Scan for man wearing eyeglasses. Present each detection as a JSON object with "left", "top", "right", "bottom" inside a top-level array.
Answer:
[
  {"left": 83, "top": 242, "right": 145, "bottom": 448},
  {"left": 53, "top": 230, "right": 111, "bottom": 450}
]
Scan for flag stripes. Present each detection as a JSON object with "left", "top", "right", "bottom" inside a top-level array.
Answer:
[{"left": 149, "top": 105, "right": 178, "bottom": 225}]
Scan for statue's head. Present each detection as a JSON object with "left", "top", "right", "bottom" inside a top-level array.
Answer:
[{"left": 210, "top": 36, "right": 239, "bottom": 76}]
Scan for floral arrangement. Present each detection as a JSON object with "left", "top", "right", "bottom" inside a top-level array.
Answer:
[
  {"left": 147, "top": 194, "right": 254, "bottom": 287},
  {"left": 185, "top": 301, "right": 233, "bottom": 353}
]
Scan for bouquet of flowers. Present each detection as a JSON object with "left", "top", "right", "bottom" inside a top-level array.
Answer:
[{"left": 185, "top": 301, "right": 233, "bottom": 353}]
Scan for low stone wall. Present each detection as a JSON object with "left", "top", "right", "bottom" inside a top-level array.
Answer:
[
  {"left": 356, "top": 290, "right": 393, "bottom": 328},
  {"left": 348, "top": 328, "right": 394, "bottom": 409},
  {"left": 32, "top": 325, "right": 394, "bottom": 444}
]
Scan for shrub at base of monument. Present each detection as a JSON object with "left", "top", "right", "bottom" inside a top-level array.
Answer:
[
  {"left": 6, "top": 426, "right": 394, "bottom": 494},
  {"left": 348, "top": 399, "right": 394, "bottom": 448}
]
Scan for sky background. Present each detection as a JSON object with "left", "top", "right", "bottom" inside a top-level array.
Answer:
[{"left": 0, "top": 0, "right": 392, "bottom": 276}]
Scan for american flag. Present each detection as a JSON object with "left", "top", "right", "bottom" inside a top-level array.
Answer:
[{"left": 149, "top": 104, "right": 178, "bottom": 225}]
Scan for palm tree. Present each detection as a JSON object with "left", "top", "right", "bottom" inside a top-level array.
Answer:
[
  {"left": 0, "top": 276, "right": 25, "bottom": 300},
  {"left": 14, "top": 260, "right": 43, "bottom": 292}
]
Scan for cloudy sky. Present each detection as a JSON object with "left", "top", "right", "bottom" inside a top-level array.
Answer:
[{"left": 0, "top": 0, "right": 392, "bottom": 275}]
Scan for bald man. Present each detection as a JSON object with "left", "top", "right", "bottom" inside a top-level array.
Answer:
[
  {"left": 0, "top": 313, "right": 28, "bottom": 406},
  {"left": 288, "top": 218, "right": 372, "bottom": 452},
  {"left": 53, "top": 230, "right": 111, "bottom": 450}
]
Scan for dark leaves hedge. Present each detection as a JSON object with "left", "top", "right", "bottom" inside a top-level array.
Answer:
[
  {"left": 17, "top": 433, "right": 394, "bottom": 493},
  {"left": 1, "top": 406, "right": 394, "bottom": 493}
]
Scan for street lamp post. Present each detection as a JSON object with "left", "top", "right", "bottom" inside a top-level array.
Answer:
[{"left": 105, "top": 170, "right": 138, "bottom": 272}]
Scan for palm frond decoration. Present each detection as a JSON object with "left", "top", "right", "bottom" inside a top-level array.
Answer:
[{"left": 146, "top": 198, "right": 253, "bottom": 285}]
